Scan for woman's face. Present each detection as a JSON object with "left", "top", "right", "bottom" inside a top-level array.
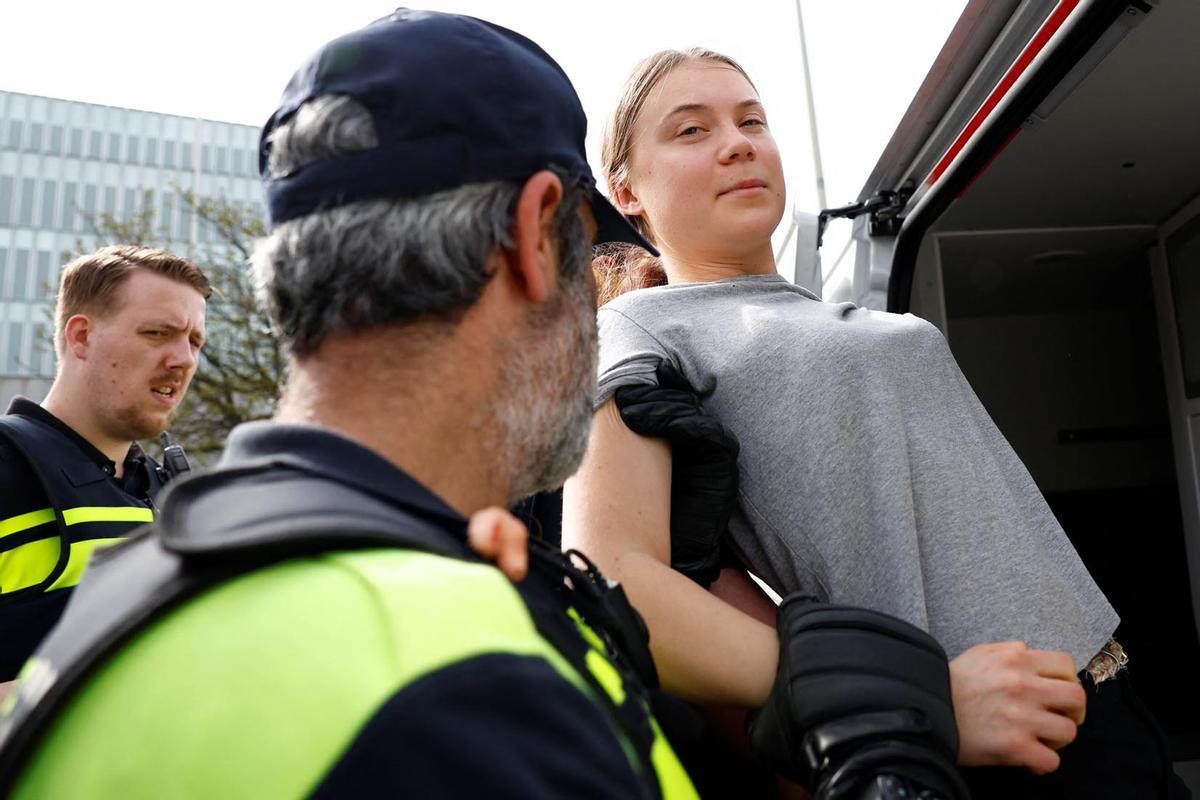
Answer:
[{"left": 618, "top": 62, "right": 786, "bottom": 261}]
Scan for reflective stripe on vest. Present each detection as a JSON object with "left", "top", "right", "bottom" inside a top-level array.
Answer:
[
  {"left": 567, "top": 607, "right": 699, "bottom": 800},
  {"left": 0, "top": 506, "right": 153, "bottom": 593}
]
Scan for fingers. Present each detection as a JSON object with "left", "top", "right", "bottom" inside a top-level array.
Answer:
[
  {"left": 1025, "top": 649, "right": 1086, "bottom": 725},
  {"left": 1029, "top": 649, "right": 1079, "bottom": 682},
  {"left": 1032, "top": 707, "right": 1080, "bottom": 752},
  {"left": 1039, "top": 674, "right": 1088, "bottom": 727},
  {"left": 467, "top": 507, "right": 529, "bottom": 581},
  {"left": 951, "top": 641, "right": 1088, "bottom": 772},
  {"left": 1013, "top": 738, "right": 1062, "bottom": 776}
]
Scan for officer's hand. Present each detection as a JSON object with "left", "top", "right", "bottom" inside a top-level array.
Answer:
[
  {"left": 468, "top": 507, "right": 528, "bottom": 581},
  {"left": 951, "top": 641, "right": 1086, "bottom": 774},
  {"left": 614, "top": 361, "right": 739, "bottom": 588}
]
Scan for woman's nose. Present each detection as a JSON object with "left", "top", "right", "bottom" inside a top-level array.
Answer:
[{"left": 718, "top": 126, "right": 757, "bottom": 163}]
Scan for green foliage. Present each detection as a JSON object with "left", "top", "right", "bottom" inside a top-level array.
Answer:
[{"left": 79, "top": 188, "right": 283, "bottom": 463}]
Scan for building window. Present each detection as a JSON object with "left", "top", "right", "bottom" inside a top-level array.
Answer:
[
  {"left": 7, "top": 322, "right": 25, "bottom": 374},
  {"left": 201, "top": 144, "right": 212, "bottom": 173},
  {"left": 35, "top": 251, "right": 52, "bottom": 300},
  {"left": 0, "top": 176, "right": 12, "bottom": 226},
  {"left": 160, "top": 194, "right": 174, "bottom": 241},
  {"left": 232, "top": 149, "right": 244, "bottom": 176},
  {"left": 34, "top": 323, "right": 54, "bottom": 377},
  {"left": 163, "top": 140, "right": 176, "bottom": 169},
  {"left": 39, "top": 180, "right": 57, "bottom": 229},
  {"left": 69, "top": 127, "right": 83, "bottom": 157},
  {"left": 61, "top": 182, "right": 78, "bottom": 232},
  {"left": 13, "top": 249, "right": 30, "bottom": 300},
  {"left": 145, "top": 138, "right": 158, "bottom": 166},
  {"left": 103, "top": 186, "right": 117, "bottom": 216},
  {"left": 88, "top": 131, "right": 103, "bottom": 159},
  {"left": 28, "top": 123, "right": 44, "bottom": 152},
  {"left": 5, "top": 120, "right": 22, "bottom": 149},
  {"left": 181, "top": 142, "right": 193, "bottom": 170},
  {"left": 126, "top": 135, "right": 140, "bottom": 164},
  {"left": 0, "top": 250, "right": 7, "bottom": 296},
  {"left": 18, "top": 178, "right": 35, "bottom": 227},
  {"left": 83, "top": 184, "right": 98, "bottom": 225},
  {"left": 216, "top": 146, "right": 228, "bottom": 174},
  {"left": 178, "top": 205, "right": 192, "bottom": 242},
  {"left": 49, "top": 125, "right": 64, "bottom": 155},
  {"left": 107, "top": 132, "right": 121, "bottom": 162}
]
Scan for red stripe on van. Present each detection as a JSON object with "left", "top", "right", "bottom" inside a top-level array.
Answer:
[
  {"left": 926, "top": 0, "right": 1081, "bottom": 186},
  {"left": 956, "top": 126, "right": 1022, "bottom": 199}
]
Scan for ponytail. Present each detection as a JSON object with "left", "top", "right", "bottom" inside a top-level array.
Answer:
[{"left": 592, "top": 243, "right": 667, "bottom": 306}]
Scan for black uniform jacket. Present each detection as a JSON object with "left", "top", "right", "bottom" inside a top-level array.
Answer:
[{"left": 0, "top": 397, "right": 163, "bottom": 680}]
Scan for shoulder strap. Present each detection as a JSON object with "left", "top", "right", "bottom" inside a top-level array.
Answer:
[
  {"left": 155, "top": 461, "right": 473, "bottom": 564},
  {"left": 0, "top": 464, "right": 475, "bottom": 789},
  {"left": 0, "top": 416, "right": 74, "bottom": 596}
]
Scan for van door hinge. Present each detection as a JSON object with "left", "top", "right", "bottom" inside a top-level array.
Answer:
[{"left": 817, "top": 188, "right": 912, "bottom": 246}]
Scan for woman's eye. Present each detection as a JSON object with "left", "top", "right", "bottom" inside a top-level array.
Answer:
[
  {"left": 678, "top": 125, "right": 701, "bottom": 137},
  {"left": 741, "top": 118, "right": 765, "bottom": 128}
]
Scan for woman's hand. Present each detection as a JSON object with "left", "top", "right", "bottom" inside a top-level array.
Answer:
[
  {"left": 951, "top": 641, "right": 1086, "bottom": 774},
  {"left": 467, "top": 507, "right": 529, "bottom": 581}
]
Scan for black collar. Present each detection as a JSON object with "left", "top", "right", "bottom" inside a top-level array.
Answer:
[
  {"left": 6, "top": 396, "right": 148, "bottom": 484},
  {"left": 220, "top": 421, "right": 466, "bottom": 530}
]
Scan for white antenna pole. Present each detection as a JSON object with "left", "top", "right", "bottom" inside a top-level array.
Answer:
[{"left": 795, "top": 0, "right": 827, "bottom": 211}]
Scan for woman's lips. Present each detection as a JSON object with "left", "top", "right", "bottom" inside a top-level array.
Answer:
[{"left": 719, "top": 180, "right": 768, "bottom": 197}]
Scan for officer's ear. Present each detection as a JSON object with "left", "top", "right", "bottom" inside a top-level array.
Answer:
[
  {"left": 62, "top": 314, "right": 94, "bottom": 360},
  {"left": 505, "top": 170, "right": 564, "bottom": 304}
]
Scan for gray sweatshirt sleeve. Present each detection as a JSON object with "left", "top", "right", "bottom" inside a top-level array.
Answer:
[{"left": 595, "top": 307, "right": 672, "bottom": 408}]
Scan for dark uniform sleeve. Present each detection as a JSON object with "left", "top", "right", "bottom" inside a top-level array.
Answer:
[
  {"left": 309, "top": 652, "right": 648, "bottom": 799},
  {"left": 0, "top": 439, "right": 65, "bottom": 681}
]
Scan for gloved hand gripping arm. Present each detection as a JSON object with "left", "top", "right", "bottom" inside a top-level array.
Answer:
[
  {"left": 748, "top": 596, "right": 970, "bottom": 800},
  {"left": 613, "top": 361, "right": 739, "bottom": 588}
]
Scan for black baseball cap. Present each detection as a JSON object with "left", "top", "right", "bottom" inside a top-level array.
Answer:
[{"left": 260, "top": 8, "right": 657, "bottom": 256}]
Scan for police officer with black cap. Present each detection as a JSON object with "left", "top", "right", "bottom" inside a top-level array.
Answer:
[{"left": 0, "top": 10, "right": 697, "bottom": 798}]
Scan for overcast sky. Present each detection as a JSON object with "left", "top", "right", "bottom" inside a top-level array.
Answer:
[{"left": 1, "top": 1, "right": 965, "bottom": 265}]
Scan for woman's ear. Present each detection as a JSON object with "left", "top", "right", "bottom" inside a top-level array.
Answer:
[{"left": 611, "top": 179, "right": 644, "bottom": 218}]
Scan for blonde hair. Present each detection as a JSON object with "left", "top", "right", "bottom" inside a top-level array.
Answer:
[
  {"left": 594, "top": 49, "right": 756, "bottom": 304},
  {"left": 55, "top": 245, "right": 211, "bottom": 355}
]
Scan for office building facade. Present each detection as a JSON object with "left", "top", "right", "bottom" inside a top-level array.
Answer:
[{"left": 0, "top": 90, "right": 263, "bottom": 406}]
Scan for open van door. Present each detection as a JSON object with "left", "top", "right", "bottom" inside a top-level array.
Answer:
[
  {"left": 1155, "top": 200, "right": 1200, "bottom": 650},
  {"left": 818, "top": 0, "right": 1200, "bottom": 787}
]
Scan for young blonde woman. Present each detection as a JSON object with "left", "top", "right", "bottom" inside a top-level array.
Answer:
[{"left": 563, "top": 49, "right": 1183, "bottom": 799}]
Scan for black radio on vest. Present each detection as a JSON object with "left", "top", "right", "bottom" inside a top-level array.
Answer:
[{"left": 158, "top": 432, "right": 192, "bottom": 481}]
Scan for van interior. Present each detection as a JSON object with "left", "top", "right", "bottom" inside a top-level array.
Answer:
[{"left": 900, "top": 0, "right": 1200, "bottom": 773}]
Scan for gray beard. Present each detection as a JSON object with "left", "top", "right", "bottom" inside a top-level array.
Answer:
[{"left": 495, "top": 274, "right": 598, "bottom": 505}]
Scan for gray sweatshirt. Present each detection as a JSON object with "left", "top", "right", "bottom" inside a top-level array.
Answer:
[{"left": 596, "top": 273, "right": 1117, "bottom": 666}]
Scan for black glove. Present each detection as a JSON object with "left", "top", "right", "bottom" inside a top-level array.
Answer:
[
  {"left": 613, "top": 361, "right": 739, "bottom": 587},
  {"left": 748, "top": 595, "right": 969, "bottom": 800}
]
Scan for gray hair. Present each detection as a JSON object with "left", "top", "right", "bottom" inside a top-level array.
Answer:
[{"left": 251, "top": 94, "right": 589, "bottom": 356}]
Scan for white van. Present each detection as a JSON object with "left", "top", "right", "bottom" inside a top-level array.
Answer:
[{"left": 811, "top": 0, "right": 1199, "bottom": 787}]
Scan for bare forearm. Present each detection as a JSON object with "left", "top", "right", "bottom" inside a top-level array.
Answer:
[
  {"left": 608, "top": 550, "right": 777, "bottom": 706},
  {"left": 563, "top": 400, "right": 777, "bottom": 707}
]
